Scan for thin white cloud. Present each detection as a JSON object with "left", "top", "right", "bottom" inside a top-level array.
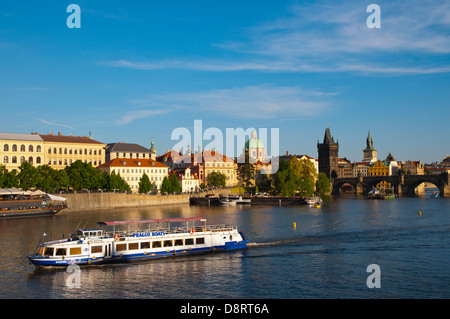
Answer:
[
  {"left": 36, "top": 119, "right": 74, "bottom": 130},
  {"left": 103, "top": 0, "right": 450, "bottom": 75},
  {"left": 132, "top": 85, "right": 334, "bottom": 120},
  {"left": 115, "top": 109, "right": 171, "bottom": 125}
]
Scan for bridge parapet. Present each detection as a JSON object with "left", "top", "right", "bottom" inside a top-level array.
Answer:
[{"left": 333, "top": 173, "right": 448, "bottom": 197}]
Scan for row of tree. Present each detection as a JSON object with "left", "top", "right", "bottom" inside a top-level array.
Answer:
[{"left": 0, "top": 161, "right": 130, "bottom": 193}]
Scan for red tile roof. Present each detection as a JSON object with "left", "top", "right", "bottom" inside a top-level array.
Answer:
[
  {"left": 39, "top": 134, "right": 105, "bottom": 145},
  {"left": 98, "top": 158, "right": 168, "bottom": 168}
]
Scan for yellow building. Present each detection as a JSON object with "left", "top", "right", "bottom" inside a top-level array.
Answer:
[
  {"left": 369, "top": 160, "right": 391, "bottom": 188},
  {"left": 39, "top": 132, "right": 106, "bottom": 169},
  {"left": 201, "top": 150, "right": 238, "bottom": 187},
  {"left": 0, "top": 132, "right": 45, "bottom": 172},
  {"left": 98, "top": 158, "right": 169, "bottom": 193}
]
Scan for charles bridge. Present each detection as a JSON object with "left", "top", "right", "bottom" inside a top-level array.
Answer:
[{"left": 332, "top": 173, "right": 450, "bottom": 197}]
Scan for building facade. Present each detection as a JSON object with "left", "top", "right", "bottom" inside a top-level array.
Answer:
[
  {"left": 1, "top": 132, "right": 106, "bottom": 172},
  {"left": 169, "top": 167, "right": 200, "bottom": 193},
  {"left": 105, "top": 142, "right": 154, "bottom": 162},
  {"left": 40, "top": 133, "right": 106, "bottom": 169},
  {"left": 98, "top": 158, "right": 169, "bottom": 193},
  {"left": 0, "top": 133, "right": 45, "bottom": 172}
]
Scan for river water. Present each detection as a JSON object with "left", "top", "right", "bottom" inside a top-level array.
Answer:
[{"left": 0, "top": 194, "right": 448, "bottom": 300}]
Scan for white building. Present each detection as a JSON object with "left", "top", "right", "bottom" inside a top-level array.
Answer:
[
  {"left": 170, "top": 167, "right": 200, "bottom": 193},
  {"left": 98, "top": 158, "right": 169, "bottom": 193}
]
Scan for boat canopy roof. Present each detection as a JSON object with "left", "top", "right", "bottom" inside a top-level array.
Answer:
[
  {"left": 0, "top": 188, "right": 24, "bottom": 195},
  {"left": 97, "top": 217, "right": 206, "bottom": 226}
]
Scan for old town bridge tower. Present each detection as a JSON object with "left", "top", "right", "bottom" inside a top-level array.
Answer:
[{"left": 317, "top": 127, "right": 340, "bottom": 180}]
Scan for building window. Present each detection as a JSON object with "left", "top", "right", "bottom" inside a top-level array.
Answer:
[
  {"left": 3, "top": 156, "right": 8, "bottom": 164},
  {"left": 59, "top": 148, "right": 62, "bottom": 154},
  {"left": 28, "top": 157, "right": 33, "bottom": 163},
  {"left": 84, "top": 149, "right": 87, "bottom": 155},
  {"left": 3, "top": 144, "right": 8, "bottom": 152},
  {"left": 54, "top": 148, "right": 57, "bottom": 154},
  {"left": 20, "top": 156, "right": 25, "bottom": 163},
  {"left": 29, "top": 145, "right": 33, "bottom": 152},
  {"left": 12, "top": 156, "right": 17, "bottom": 163},
  {"left": 64, "top": 148, "right": 67, "bottom": 154},
  {"left": 12, "top": 145, "right": 17, "bottom": 152},
  {"left": 36, "top": 157, "right": 41, "bottom": 164},
  {"left": 37, "top": 145, "right": 41, "bottom": 152},
  {"left": 20, "top": 145, "right": 25, "bottom": 152}
]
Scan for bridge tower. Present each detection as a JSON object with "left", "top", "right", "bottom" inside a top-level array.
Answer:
[{"left": 317, "top": 127, "right": 340, "bottom": 180}]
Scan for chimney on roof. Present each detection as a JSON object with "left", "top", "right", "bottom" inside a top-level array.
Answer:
[
  {"left": 286, "top": 151, "right": 289, "bottom": 156},
  {"left": 58, "top": 132, "right": 62, "bottom": 136},
  {"left": 50, "top": 131, "right": 53, "bottom": 135}
]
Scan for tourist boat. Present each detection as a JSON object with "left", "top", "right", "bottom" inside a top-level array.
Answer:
[
  {"left": 219, "top": 197, "right": 237, "bottom": 206},
  {"left": 368, "top": 187, "right": 395, "bottom": 200},
  {"left": 220, "top": 195, "right": 251, "bottom": 206},
  {"left": 0, "top": 188, "right": 67, "bottom": 219},
  {"left": 235, "top": 196, "right": 251, "bottom": 204},
  {"left": 431, "top": 191, "right": 439, "bottom": 198},
  {"left": 305, "top": 196, "right": 323, "bottom": 206},
  {"left": 27, "top": 217, "right": 248, "bottom": 267}
]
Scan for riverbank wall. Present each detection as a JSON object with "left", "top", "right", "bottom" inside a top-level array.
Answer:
[{"left": 60, "top": 193, "right": 189, "bottom": 211}]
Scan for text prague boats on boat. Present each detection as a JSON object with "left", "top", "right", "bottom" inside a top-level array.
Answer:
[{"left": 27, "top": 217, "right": 248, "bottom": 267}]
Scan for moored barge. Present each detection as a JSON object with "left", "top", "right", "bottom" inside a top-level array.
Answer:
[
  {"left": 27, "top": 217, "right": 248, "bottom": 267},
  {"left": 0, "top": 188, "right": 67, "bottom": 219}
]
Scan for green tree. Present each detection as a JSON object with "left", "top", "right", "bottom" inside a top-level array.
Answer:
[
  {"left": 17, "top": 162, "right": 38, "bottom": 191},
  {"left": 289, "top": 157, "right": 317, "bottom": 181},
  {"left": 160, "top": 176, "right": 170, "bottom": 193},
  {"left": 316, "top": 172, "right": 331, "bottom": 195},
  {"left": 256, "top": 172, "right": 272, "bottom": 193},
  {"left": 138, "top": 173, "right": 152, "bottom": 193},
  {"left": 169, "top": 173, "right": 182, "bottom": 193},
  {"left": 238, "top": 163, "right": 255, "bottom": 187},
  {"left": 273, "top": 160, "right": 298, "bottom": 196},
  {"left": 0, "top": 168, "right": 18, "bottom": 188},
  {"left": 207, "top": 171, "right": 226, "bottom": 187}
]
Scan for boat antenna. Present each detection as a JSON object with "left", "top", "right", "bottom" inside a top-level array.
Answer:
[
  {"left": 82, "top": 220, "right": 89, "bottom": 230},
  {"left": 76, "top": 220, "right": 83, "bottom": 230}
]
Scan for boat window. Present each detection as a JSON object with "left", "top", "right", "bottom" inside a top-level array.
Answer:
[
  {"left": 128, "top": 243, "right": 139, "bottom": 250},
  {"left": 70, "top": 247, "right": 81, "bottom": 255},
  {"left": 116, "top": 243, "right": 127, "bottom": 251},
  {"left": 141, "top": 242, "right": 150, "bottom": 249},
  {"left": 91, "top": 246, "right": 102, "bottom": 253},
  {"left": 185, "top": 238, "right": 194, "bottom": 245},
  {"left": 55, "top": 248, "right": 66, "bottom": 256},
  {"left": 196, "top": 238, "right": 205, "bottom": 245},
  {"left": 152, "top": 241, "right": 162, "bottom": 248},
  {"left": 44, "top": 247, "right": 54, "bottom": 256},
  {"left": 174, "top": 239, "right": 183, "bottom": 246},
  {"left": 163, "top": 240, "right": 173, "bottom": 247}
]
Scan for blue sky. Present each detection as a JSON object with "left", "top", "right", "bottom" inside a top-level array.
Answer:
[{"left": 0, "top": 0, "right": 449, "bottom": 163}]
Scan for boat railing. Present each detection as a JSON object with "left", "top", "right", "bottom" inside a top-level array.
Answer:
[{"left": 104, "top": 224, "right": 238, "bottom": 238}]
